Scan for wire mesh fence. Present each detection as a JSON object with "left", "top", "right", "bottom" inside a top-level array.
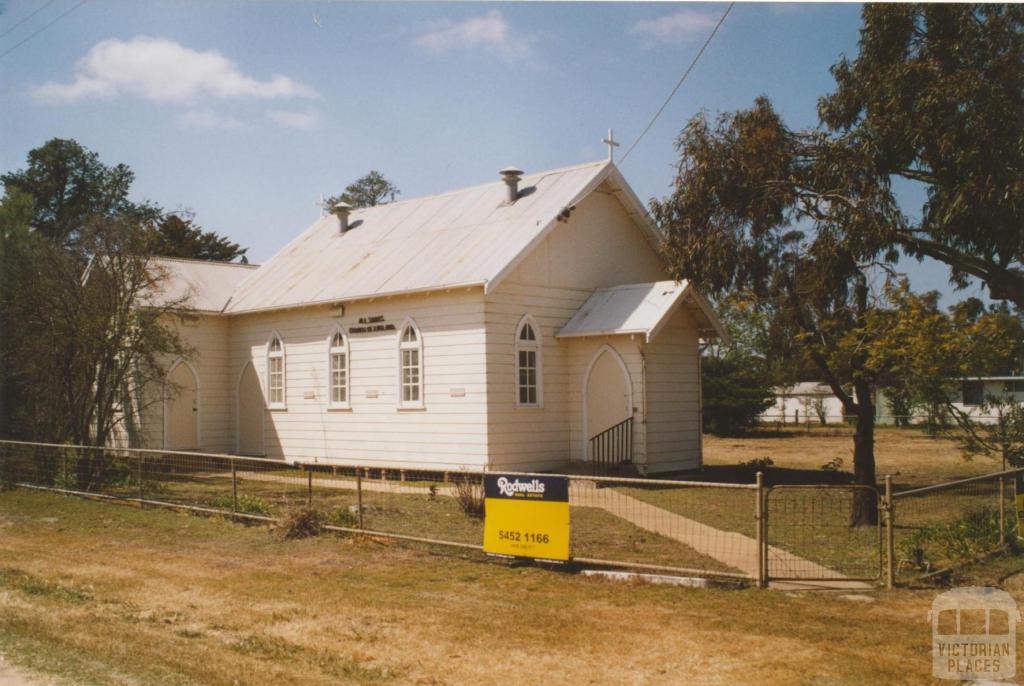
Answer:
[
  {"left": 892, "top": 470, "right": 1021, "bottom": 583},
  {"left": 764, "top": 486, "right": 882, "bottom": 581},
  {"left": 3, "top": 440, "right": 1018, "bottom": 588},
  {"left": 0, "top": 441, "right": 757, "bottom": 581}
]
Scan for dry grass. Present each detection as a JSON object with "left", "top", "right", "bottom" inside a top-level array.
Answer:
[
  {"left": 1, "top": 490, "right": 1021, "bottom": 686},
  {"left": 703, "top": 426, "right": 1002, "bottom": 489}
]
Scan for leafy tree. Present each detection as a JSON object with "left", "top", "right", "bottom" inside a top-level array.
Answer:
[
  {"left": 1, "top": 140, "right": 202, "bottom": 482},
  {"left": 326, "top": 170, "right": 399, "bottom": 209},
  {"left": 151, "top": 214, "right": 248, "bottom": 263},
  {"left": 699, "top": 294, "right": 782, "bottom": 435},
  {"left": 0, "top": 189, "right": 36, "bottom": 439},
  {"left": 653, "top": 99, "right": 894, "bottom": 523},
  {"left": 701, "top": 353, "right": 774, "bottom": 436},
  {"left": 0, "top": 138, "right": 158, "bottom": 248},
  {"left": 4, "top": 215, "right": 191, "bottom": 452},
  {"left": 2, "top": 138, "right": 247, "bottom": 262},
  {"left": 653, "top": 4, "right": 1023, "bottom": 522},
  {"left": 819, "top": 4, "right": 1024, "bottom": 306}
]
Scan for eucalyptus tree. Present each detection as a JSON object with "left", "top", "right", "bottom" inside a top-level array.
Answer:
[{"left": 653, "top": 3, "right": 1023, "bottom": 523}]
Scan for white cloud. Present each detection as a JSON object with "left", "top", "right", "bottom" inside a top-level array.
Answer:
[
  {"left": 266, "top": 108, "right": 320, "bottom": 131},
  {"left": 178, "top": 110, "right": 252, "bottom": 132},
  {"left": 32, "top": 36, "right": 318, "bottom": 104},
  {"left": 413, "top": 11, "right": 534, "bottom": 61},
  {"left": 629, "top": 10, "right": 718, "bottom": 44}
]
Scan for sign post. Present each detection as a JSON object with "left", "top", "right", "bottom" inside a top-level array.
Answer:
[
  {"left": 483, "top": 474, "right": 570, "bottom": 563},
  {"left": 1016, "top": 471, "right": 1023, "bottom": 540}
]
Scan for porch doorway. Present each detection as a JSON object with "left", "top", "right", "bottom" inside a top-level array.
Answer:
[{"left": 584, "top": 345, "right": 633, "bottom": 466}]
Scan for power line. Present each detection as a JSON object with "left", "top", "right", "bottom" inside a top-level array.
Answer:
[
  {"left": 0, "top": 0, "right": 88, "bottom": 61},
  {"left": 0, "top": 0, "right": 60, "bottom": 40},
  {"left": 619, "top": 2, "right": 735, "bottom": 165}
]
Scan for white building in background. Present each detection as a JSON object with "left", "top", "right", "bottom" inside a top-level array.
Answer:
[
  {"left": 140, "top": 161, "right": 725, "bottom": 474},
  {"left": 875, "top": 376, "right": 1024, "bottom": 425},
  {"left": 761, "top": 377, "right": 1024, "bottom": 426},
  {"left": 760, "top": 382, "right": 848, "bottom": 425}
]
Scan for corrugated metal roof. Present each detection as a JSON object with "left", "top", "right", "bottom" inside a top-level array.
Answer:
[
  {"left": 556, "top": 281, "right": 691, "bottom": 342},
  {"left": 224, "top": 160, "right": 656, "bottom": 314},
  {"left": 146, "top": 257, "right": 258, "bottom": 313}
]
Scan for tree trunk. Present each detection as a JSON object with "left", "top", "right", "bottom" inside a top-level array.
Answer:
[{"left": 850, "top": 380, "right": 879, "bottom": 526}]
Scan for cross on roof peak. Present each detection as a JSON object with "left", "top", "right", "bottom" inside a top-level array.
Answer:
[{"left": 602, "top": 128, "right": 620, "bottom": 163}]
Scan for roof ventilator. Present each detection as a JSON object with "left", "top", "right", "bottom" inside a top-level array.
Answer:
[
  {"left": 500, "top": 167, "right": 523, "bottom": 203},
  {"left": 332, "top": 201, "right": 353, "bottom": 233}
]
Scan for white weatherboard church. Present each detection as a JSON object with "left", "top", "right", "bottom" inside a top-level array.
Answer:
[{"left": 144, "top": 160, "right": 724, "bottom": 475}]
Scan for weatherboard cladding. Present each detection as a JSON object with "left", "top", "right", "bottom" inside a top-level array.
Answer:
[{"left": 221, "top": 160, "right": 652, "bottom": 314}]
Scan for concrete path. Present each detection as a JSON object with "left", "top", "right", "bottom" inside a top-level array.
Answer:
[
  {"left": 570, "top": 483, "right": 871, "bottom": 590},
  {"left": 233, "top": 471, "right": 870, "bottom": 590}
]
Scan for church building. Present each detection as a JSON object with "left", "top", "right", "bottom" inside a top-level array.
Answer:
[{"left": 144, "top": 160, "right": 724, "bottom": 474}]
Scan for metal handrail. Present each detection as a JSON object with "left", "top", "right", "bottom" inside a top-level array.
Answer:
[{"left": 588, "top": 417, "right": 633, "bottom": 474}]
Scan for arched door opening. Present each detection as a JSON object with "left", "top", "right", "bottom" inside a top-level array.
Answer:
[
  {"left": 237, "top": 361, "right": 265, "bottom": 455},
  {"left": 165, "top": 361, "right": 199, "bottom": 450},
  {"left": 584, "top": 346, "right": 633, "bottom": 466}
]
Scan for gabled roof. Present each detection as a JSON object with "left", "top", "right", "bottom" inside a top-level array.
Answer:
[
  {"left": 224, "top": 160, "right": 662, "bottom": 314},
  {"left": 556, "top": 281, "right": 727, "bottom": 343},
  {"left": 146, "top": 257, "right": 258, "bottom": 313}
]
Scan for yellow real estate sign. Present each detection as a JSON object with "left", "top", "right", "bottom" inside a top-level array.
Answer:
[{"left": 483, "top": 475, "right": 570, "bottom": 562}]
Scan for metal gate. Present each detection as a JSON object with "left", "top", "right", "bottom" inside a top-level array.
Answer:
[{"left": 763, "top": 485, "right": 882, "bottom": 583}]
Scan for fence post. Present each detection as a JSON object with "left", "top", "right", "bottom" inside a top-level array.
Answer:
[
  {"left": 755, "top": 471, "right": 766, "bottom": 588},
  {"left": 62, "top": 450, "right": 68, "bottom": 488},
  {"left": 999, "top": 474, "right": 1006, "bottom": 548},
  {"left": 231, "top": 458, "right": 238, "bottom": 515},
  {"left": 307, "top": 470, "right": 313, "bottom": 508},
  {"left": 884, "top": 475, "right": 895, "bottom": 590},
  {"left": 137, "top": 454, "right": 145, "bottom": 509},
  {"left": 356, "top": 471, "right": 364, "bottom": 530}
]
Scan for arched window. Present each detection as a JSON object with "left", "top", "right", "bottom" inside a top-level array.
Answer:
[
  {"left": 266, "top": 332, "right": 286, "bottom": 408},
  {"left": 328, "top": 327, "right": 349, "bottom": 408},
  {"left": 515, "top": 315, "right": 542, "bottom": 407},
  {"left": 398, "top": 319, "right": 423, "bottom": 408}
]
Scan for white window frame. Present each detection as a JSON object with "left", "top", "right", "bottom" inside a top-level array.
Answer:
[
  {"left": 327, "top": 326, "right": 350, "bottom": 410},
  {"left": 266, "top": 331, "right": 286, "bottom": 410},
  {"left": 515, "top": 314, "right": 543, "bottom": 408},
  {"left": 397, "top": 317, "right": 424, "bottom": 409}
]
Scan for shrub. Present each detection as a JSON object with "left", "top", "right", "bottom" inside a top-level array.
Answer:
[
  {"left": 740, "top": 456, "right": 774, "bottom": 470},
  {"left": 900, "top": 506, "right": 1013, "bottom": 571},
  {"left": 277, "top": 506, "right": 324, "bottom": 540},
  {"left": 453, "top": 477, "right": 485, "bottom": 519},
  {"left": 327, "top": 507, "right": 358, "bottom": 529},
  {"left": 820, "top": 457, "right": 844, "bottom": 472},
  {"left": 207, "top": 493, "right": 273, "bottom": 516}
]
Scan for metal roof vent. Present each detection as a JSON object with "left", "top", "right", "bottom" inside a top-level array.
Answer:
[
  {"left": 332, "top": 201, "right": 353, "bottom": 233},
  {"left": 500, "top": 166, "right": 523, "bottom": 203}
]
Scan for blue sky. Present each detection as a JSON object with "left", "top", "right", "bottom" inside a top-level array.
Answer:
[{"left": 0, "top": 1, "right": 990, "bottom": 304}]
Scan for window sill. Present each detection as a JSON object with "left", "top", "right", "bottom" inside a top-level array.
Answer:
[
  {"left": 397, "top": 405, "right": 426, "bottom": 412},
  {"left": 266, "top": 404, "right": 287, "bottom": 411},
  {"left": 327, "top": 405, "right": 352, "bottom": 412},
  {"left": 515, "top": 403, "right": 544, "bottom": 409}
]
